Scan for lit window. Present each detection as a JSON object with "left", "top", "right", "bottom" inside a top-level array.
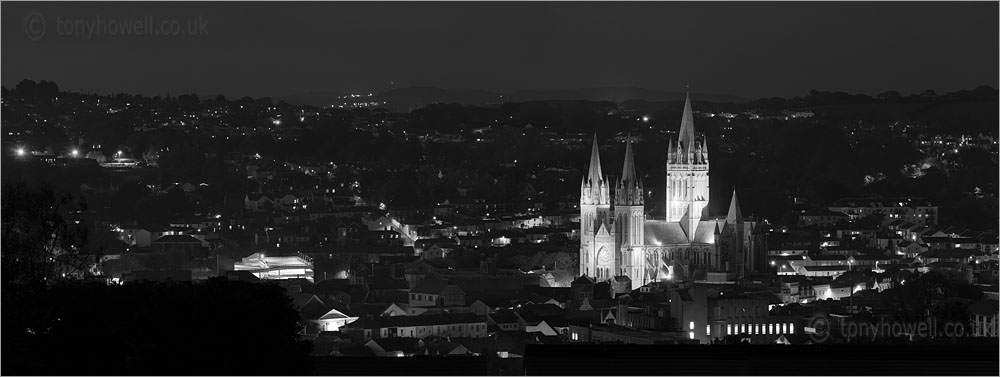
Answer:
[
  {"left": 689, "top": 321, "right": 695, "bottom": 330},
  {"left": 727, "top": 324, "right": 732, "bottom": 335},
  {"left": 689, "top": 331, "right": 695, "bottom": 340},
  {"left": 790, "top": 323, "right": 795, "bottom": 333}
]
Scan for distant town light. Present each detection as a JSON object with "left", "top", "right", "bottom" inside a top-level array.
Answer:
[{"left": 642, "top": 116, "right": 650, "bottom": 122}]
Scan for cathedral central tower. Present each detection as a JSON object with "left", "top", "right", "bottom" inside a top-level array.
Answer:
[{"left": 665, "top": 94, "right": 710, "bottom": 240}]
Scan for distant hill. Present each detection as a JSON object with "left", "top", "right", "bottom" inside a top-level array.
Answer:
[
  {"left": 277, "top": 86, "right": 749, "bottom": 112},
  {"left": 378, "top": 87, "right": 504, "bottom": 112},
  {"left": 507, "top": 87, "right": 746, "bottom": 104},
  {"left": 276, "top": 91, "right": 350, "bottom": 108},
  {"left": 785, "top": 100, "right": 998, "bottom": 134}
]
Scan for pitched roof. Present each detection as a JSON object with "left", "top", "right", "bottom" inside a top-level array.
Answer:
[
  {"left": 644, "top": 220, "right": 689, "bottom": 245},
  {"left": 517, "top": 303, "right": 566, "bottom": 319},
  {"left": 810, "top": 255, "right": 848, "bottom": 261},
  {"left": 427, "top": 342, "right": 469, "bottom": 356},
  {"left": 356, "top": 313, "right": 486, "bottom": 328},
  {"left": 153, "top": 234, "right": 203, "bottom": 243},
  {"left": 693, "top": 220, "right": 723, "bottom": 243},
  {"left": 775, "top": 334, "right": 815, "bottom": 345},
  {"left": 541, "top": 270, "right": 576, "bottom": 288},
  {"left": 410, "top": 279, "right": 452, "bottom": 295},
  {"left": 803, "top": 265, "right": 849, "bottom": 271},
  {"left": 319, "top": 308, "right": 356, "bottom": 321},
  {"left": 405, "top": 258, "right": 449, "bottom": 273},
  {"left": 927, "top": 261, "right": 962, "bottom": 269},
  {"left": 348, "top": 302, "right": 394, "bottom": 317},
  {"left": 368, "top": 337, "right": 423, "bottom": 354},
  {"left": 467, "top": 295, "right": 513, "bottom": 308},
  {"left": 414, "top": 237, "right": 458, "bottom": 249},
  {"left": 572, "top": 275, "right": 596, "bottom": 285},
  {"left": 299, "top": 297, "right": 331, "bottom": 321},
  {"left": 489, "top": 310, "right": 520, "bottom": 324}
]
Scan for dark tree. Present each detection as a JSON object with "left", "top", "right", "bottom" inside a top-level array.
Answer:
[
  {"left": 2, "top": 279, "right": 313, "bottom": 375},
  {"left": 1, "top": 181, "right": 95, "bottom": 288}
]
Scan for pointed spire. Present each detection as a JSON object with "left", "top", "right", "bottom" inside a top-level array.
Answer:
[
  {"left": 667, "top": 136, "right": 675, "bottom": 163},
  {"left": 678, "top": 93, "right": 696, "bottom": 154},
  {"left": 587, "top": 133, "right": 604, "bottom": 185},
  {"left": 702, "top": 134, "right": 709, "bottom": 162},
  {"left": 727, "top": 188, "right": 743, "bottom": 224},
  {"left": 620, "top": 135, "right": 638, "bottom": 186}
]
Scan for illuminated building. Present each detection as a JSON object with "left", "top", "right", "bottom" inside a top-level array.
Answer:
[
  {"left": 579, "top": 94, "right": 760, "bottom": 289},
  {"left": 233, "top": 252, "right": 314, "bottom": 281}
]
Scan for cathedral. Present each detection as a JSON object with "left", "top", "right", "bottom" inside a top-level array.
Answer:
[{"left": 579, "top": 94, "right": 759, "bottom": 290}]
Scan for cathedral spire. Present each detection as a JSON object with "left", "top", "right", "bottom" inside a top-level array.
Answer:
[
  {"left": 726, "top": 188, "right": 743, "bottom": 224},
  {"left": 702, "top": 134, "right": 709, "bottom": 162},
  {"left": 587, "top": 133, "right": 604, "bottom": 185},
  {"left": 678, "top": 93, "right": 696, "bottom": 153},
  {"left": 620, "top": 135, "right": 638, "bottom": 186},
  {"left": 667, "top": 136, "right": 675, "bottom": 163}
]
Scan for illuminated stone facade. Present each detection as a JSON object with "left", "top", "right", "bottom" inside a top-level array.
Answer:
[{"left": 579, "top": 94, "right": 759, "bottom": 289}]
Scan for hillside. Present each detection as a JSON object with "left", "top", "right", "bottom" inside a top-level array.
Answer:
[{"left": 278, "top": 86, "right": 748, "bottom": 112}]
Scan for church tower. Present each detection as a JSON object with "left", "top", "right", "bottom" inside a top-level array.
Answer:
[
  {"left": 665, "top": 93, "right": 710, "bottom": 241},
  {"left": 581, "top": 134, "right": 611, "bottom": 278},
  {"left": 615, "top": 136, "right": 645, "bottom": 284}
]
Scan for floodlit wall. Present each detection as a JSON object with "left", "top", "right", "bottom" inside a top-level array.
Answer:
[{"left": 234, "top": 253, "right": 314, "bottom": 282}]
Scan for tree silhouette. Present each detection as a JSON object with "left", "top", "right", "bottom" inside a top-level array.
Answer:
[
  {"left": 2, "top": 279, "right": 313, "bottom": 375},
  {"left": 1, "top": 181, "right": 96, "bottom": 288}
]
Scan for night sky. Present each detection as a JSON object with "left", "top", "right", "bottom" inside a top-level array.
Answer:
[{"left": 2, "top": 1, "right": 997, "bottom": 99}]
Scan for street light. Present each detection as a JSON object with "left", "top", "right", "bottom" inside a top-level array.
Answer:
[
  {"left": 15, "top": 148, "right": 25, "bottom": 157},
  {"left": 70, "top": 149, "right": 79, "bottom": 157}
]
